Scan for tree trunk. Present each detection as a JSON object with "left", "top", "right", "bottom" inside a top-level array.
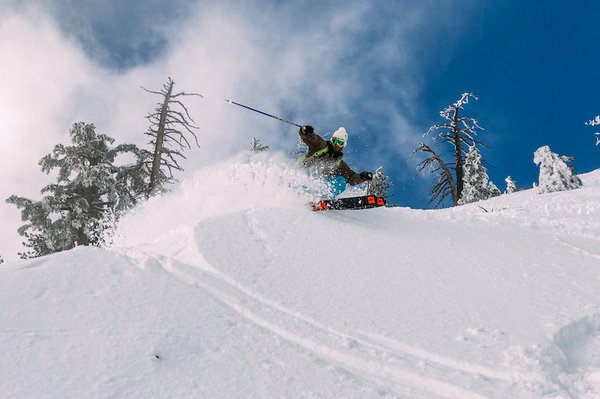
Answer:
[
  {"left": 452, "top": 108, "right": 464, "bottom": 201},
  {"left": 148, "top": 79, "right": 174, "bottom": 195},
  {"left": 78, "top": 156, "right": 102, "bottom": 246},
  {"left": 454, "top": 131, "right": 463, "bottom": 200}
]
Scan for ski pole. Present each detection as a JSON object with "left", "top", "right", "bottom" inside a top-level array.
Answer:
[{"left": 224, "top": 99, "right": 302, "bottom": 128}]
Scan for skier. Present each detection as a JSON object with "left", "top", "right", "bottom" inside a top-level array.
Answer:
[{"left": 298, "top": 125, "right": 373, "bottom": 198}]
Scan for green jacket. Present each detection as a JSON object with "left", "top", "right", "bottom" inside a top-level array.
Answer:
[{"left": 298, "top": 129, "right": 366, "bottom": 186}]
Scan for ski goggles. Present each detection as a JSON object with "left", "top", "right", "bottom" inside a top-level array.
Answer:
[{"left": 332, "top": 137, "right": 345, "bottom": 147}]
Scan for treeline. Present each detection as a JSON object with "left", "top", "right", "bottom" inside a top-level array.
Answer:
[
  {"left": 6, "top": 78, "right": 200, "bottom": 259},
  {"left": 414, "top": 92, "right": 589, "bottom": 208},
  {"left": 3, "top": 88, "right": 596, "bottom": 260}
]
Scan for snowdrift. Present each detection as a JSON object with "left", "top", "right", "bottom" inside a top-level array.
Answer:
[{"left": 1, "top": 153, "right": 599, "bottom": 398}]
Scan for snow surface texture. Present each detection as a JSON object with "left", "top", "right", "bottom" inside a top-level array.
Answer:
[{"left": 1, "top": 152, "right": 600, "bottom": 398}]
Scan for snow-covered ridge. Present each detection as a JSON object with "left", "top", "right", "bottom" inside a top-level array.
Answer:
[
  {"left": 2, "top": 154, "right": 599, "bottom": 398},
  {"left": 435, "top": 169, "right": 600, "bottom": 242}
]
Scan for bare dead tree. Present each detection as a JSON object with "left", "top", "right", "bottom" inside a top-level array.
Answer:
[
  {"left": 428, "top": 93, "right": 484, "bottom": 198},
  {"left": 142, "top": 77, "right": 201, "bottom": 196},
  {"left": 250, "top": 137, "right": 269, "bottom": 152},
  {"left": 415, "top": 93, "right": 487, "bottom": 207}
]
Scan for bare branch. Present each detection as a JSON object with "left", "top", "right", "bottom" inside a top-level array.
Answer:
[
  {"left": 143, "top": 77, "right": 201, "bottom": 195},
  {"left": 414, "top": 143, "right": 458, "bottom": 207}
]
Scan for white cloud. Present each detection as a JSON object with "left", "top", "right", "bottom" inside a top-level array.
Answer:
[
  {"left": 0, "top": 8, "right": 106, "bottom": 259},
  {"left": 0, "top": 1, "right": 465, "bottom": 260}
]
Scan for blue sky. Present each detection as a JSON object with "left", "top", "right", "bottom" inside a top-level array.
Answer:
[
  {"left": 417, "top": 1, "right": 600, "bottom": 204},
  {"left": 1, "top": 0, "right": 600, "bottom": 257}
]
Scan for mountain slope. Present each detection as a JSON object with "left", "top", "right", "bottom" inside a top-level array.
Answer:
[{"left": 1, "top": 154, "right": 599, "bottom": 398}]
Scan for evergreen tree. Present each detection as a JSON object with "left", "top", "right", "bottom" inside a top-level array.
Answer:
[
  {"left": 415, "top": 93, "right": 487, "bottom": 207},
  {"left": 251, "top": 137, "right": 269, "bottom": 152},
  {"left": 142, "top": 77, "right": 200, "bottom": 196},
  {"left": 505, "top": 176, "right": 517, "bottom": 194},
  {"left": 560, "top": 155, "right": 577, "bottom": 175},
  {"left": 585, "top": 115, "right": 600, "bottom": 145},
  {"left": 0, "top": 255, "right": 3, "bottom": 265},
  {"left": 366, "top": 166, "right": 393, "bottom": 199},
  {"left": 533, "top": 145, "right": 583, "bottom": 194},
  {"left": 6, "top": 122, "right": 144, "bottom": 258},
  {"left": 458, "top": 146, "right": 500, "bottom": 204}
]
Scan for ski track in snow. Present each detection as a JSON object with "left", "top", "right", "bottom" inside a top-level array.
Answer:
[
  {"left": 100, "top": 163, "right": 600, "bottom": 398},
  {"left": 140, "top": 251, "right": 541, "bottom": 399},
  {"left": 555, "top": 236, "right": 600, "bottom": 261}
]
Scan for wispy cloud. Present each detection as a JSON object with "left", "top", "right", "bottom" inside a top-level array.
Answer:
[{"left": 0, "top": 1, "right": 475, "bottom": 259}]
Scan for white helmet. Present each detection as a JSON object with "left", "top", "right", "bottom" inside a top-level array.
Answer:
[{"left": 332, "top": 127, "right": 348, "bottom": 148}]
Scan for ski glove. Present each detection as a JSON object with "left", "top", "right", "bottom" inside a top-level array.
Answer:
[
  {"left": 300, "top": 125, "right": 314, "bottom": 135},
  {"left": 360, "top": 171, "right": 373, "bottom": 181}
]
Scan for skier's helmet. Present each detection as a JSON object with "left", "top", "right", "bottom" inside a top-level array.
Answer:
[{"left": 332, "top": 127, "right": 348, "bottom": 148}]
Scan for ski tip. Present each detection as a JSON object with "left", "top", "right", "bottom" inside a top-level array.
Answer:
[{"left": 310, "top": 200, "right": 330, "bottom": 211}]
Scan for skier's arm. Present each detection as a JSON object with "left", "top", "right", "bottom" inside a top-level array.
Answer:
[
  {"left": 338, "top": 160, "right": 373, "bottom": 186},
  {"left": 299, "top": 125, "right": 327, "bottom": 152},
  {"left": 339, "top": 160, "right": 361, "bottom": 186}
]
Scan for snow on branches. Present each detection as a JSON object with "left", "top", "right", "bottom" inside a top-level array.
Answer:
[
  {"left": 533, "top": 146, "right": 582, "bottom": 194},
  {"left": 366, "top": 166, "right": 393, "bottom": 199},
  {"left": 458, "top": 146, "right": 500, "bottom": 204},
  {"left": 6, "top": 122, "right": 146, "bottom": 258},
  {"left": 432, "top": 93, "right": 484, "bottom": 152},
  {"left": 505, "top": 176, "right": 518, "bottom": 194},
  {"left": 585, "top": 115, "right": 600, "bottom": 145},
  {"left": 415, "top": 92, "right": 489, "bottom": 207}
]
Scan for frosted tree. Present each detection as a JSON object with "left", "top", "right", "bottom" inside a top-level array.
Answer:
[
  {"left": 366, "top": 166, "right": 393, "bottom": 199},
  {"left": 458, "top": 146, "right": 500, "bottom": 204},
  {"left": 6, "top": 122, "right": 144, "bottom": 258},
  {"left": 251, "top": 137, "right": 269, "bottom": 152},
  {"left": 505, "top": 176, "right": 517, "bottom": 194},
  {"left": 560, "top": 155, "right": 579, "bottom": 181},
  {"left": 533, "top": 145, "right": 582, "bottom": 194},
  {"left": 415, "top": 93, "right": 487, "bottom": 207},
  {"left": 585, "top": 115, "right": 600, "bottom": 145},
  {"left": 142, "top": 77, "right": 201, "bottom": 196}
]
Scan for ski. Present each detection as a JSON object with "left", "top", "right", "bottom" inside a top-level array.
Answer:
[{"left": 310, "top": 195, "right": 386, "bottom": 211}]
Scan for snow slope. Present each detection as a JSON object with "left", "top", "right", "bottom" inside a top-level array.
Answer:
[{"left": 1, "top": 153, "right": 599, "bottom": 398}]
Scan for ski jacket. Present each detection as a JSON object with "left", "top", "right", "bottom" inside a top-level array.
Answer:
[{"left": 298, "top": 128, "right": 366, "bottom": 186}]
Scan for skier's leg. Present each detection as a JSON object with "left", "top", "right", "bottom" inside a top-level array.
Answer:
[{"left": 326, "top": 176, "right": 347, "bottom": 198}]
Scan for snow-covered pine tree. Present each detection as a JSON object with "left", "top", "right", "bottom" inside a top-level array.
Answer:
[
  {"left": 366, "top": 166, "right": 393, "bottom": 199},
  {"left": 505, "top": 176, "right": 517, "bottom": 194},
  {"left": 560, "top": 155, "right": 577, "bottom": 175},
  {"left": 533, "top": 145, "right": 583, "bottom": 194},
  {"left": 6, "top": 122, "right": 145, "bottom": 258},
  {"left": 251, "top": 137, "right": 269, "bottom": 152},
  {"left": 0, "top": 255, "right": 3, "bottom": 265},
  {"left": 585, "top": 115, "right": 600, "bottom": 145},
  {"left": 458, "top": 145, "right": 500, "bottom": 204},
  {"left": 142, "top": 77, "right": 201, "bottom": 196}
]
